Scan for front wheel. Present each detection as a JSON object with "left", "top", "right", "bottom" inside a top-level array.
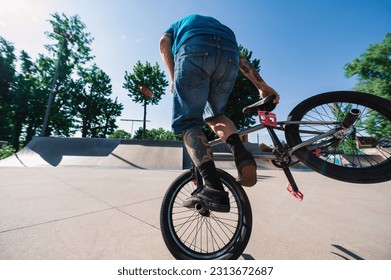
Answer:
[
  {"left": 285, "top": 91, "right": 391, "bottom": 183},
  {"left": 160, "top": 169, "right": 252, "bottom": 260}
]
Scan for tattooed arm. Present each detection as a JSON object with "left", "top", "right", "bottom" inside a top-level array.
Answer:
[
  {"left": 159, "top": 33, "right": 175, "bottom": 93},
  {"left": 239, "top": 56, "right": 280, "bottom": 104}
]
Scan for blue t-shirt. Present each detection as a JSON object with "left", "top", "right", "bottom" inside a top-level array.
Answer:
[{"left": 165, "top": 14, "right": 237, "bottom": 54}]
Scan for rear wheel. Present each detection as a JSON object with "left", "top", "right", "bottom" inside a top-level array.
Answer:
[{"left": 285, "top": 91, "right": 391, "bottom": 183}]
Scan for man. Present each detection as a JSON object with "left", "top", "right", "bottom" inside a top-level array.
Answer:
[{"left": 159, "top": 14, "right": 279, "bottom": 212}]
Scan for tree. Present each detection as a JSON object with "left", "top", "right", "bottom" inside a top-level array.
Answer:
[
  {"left": 123, "top": 61, "right": 168, "bottom": 138},
  {"left": 73, "top": 64, "right": 123, "bottom": 137},
  {"left": 24, "top": 53, "right": 53, "bottom": 143},
  {"left": 99, "top": 97, "right": 123, "bottom": 138},
  {"left": 344, "top": 33, "right": 391, "bottom": 138},
  {"left": 11, "top": 51, "right": 36, "bottom": 149},
  {"left": 0, "top": 36, "right": 16, "bottom": 142},
  {"left": 46, "top": 12, "right": 94, "bottom": 69},
  {"left": 41, "top": 12, "right": 94, "bottom": 136},
  {"left": 0, "top": 144, "right": 15, "bottom": 160},
  {"left": 344, "top": 33, "right": 390, "bottom": 101},
  {"left": 108, "top": 129, "right": 131, "bottom": 139},
  {"left": 132, "top": 127, "right": 182, "bottom": 141},
  {"left": 204, "top": 45, "right": 261, "bottom": 140},
  {"left": 1, "top": 13, "right": 125, "bottom": 147}
]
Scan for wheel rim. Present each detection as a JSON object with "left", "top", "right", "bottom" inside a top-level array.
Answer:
[
  {"left": 295, "top": 99, "right": 391, "bottom": 169},
  {"left": 167, "top": 176, "right": 244, "bottom": 259}
]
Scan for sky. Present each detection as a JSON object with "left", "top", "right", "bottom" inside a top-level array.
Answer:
[{"left": 0, "top": 0, "right": 390, "bottom": 142}]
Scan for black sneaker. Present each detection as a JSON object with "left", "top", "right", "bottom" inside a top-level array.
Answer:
[
  {"left": 235, "top": 151, "right": 257, "bottom": 187},
  {"left": 183, "top": 187, "right": 230, "bottom": 213}
]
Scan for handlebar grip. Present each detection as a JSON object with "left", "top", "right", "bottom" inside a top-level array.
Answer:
[{"left": 242, "top": 95, "right": 276, "bottom": 114}]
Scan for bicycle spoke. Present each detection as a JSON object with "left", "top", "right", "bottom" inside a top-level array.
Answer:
[
  {"left": 296, "top": 100, "right": 390, "bottom": 169},
  {"left": 209, "top": 213, "right": 237, "bottom": 237}
]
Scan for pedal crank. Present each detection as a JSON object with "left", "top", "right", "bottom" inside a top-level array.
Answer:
[
  {"left": 282, "top": 167, "right": 304, "bottom": 201},
  {"left": 265, "top": 126, "right": 304, "bottom": 201}
]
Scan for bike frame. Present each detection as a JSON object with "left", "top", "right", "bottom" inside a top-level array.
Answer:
[
  {"left": 207, "top": 110, "right": 356, "bottom": 201},
  {"left": 210, "top": 120, "right": 340, "bottom": 164}
]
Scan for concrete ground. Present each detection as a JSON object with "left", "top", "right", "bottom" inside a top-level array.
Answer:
[{"left": 0, "top": 166, "right": 390, "bottom": 260}]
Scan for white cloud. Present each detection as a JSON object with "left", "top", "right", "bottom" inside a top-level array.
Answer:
[{"left": 0, "top": 0, "right": 31, "bottom": 13}]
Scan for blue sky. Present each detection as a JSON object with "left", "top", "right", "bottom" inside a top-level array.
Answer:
[{"left": 0, "top": 0, "right": 390, "bottom": 141}]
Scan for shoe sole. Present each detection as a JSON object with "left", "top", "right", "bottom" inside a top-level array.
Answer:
[
  {"left": 183, "top": 198, "right": 230, "bottom": 213},
  {"left": 237, "top": 164, "right": 257, "bottom": 187},
  {"left": 202, "top": 201, "right": 230, "bottom": 213}
]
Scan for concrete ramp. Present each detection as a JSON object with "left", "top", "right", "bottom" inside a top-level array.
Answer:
[
  {"left": 0, "top": 137, "right": 307, "bottom": 170},
  {"left": 103, "top": 140, "right": 184, "bottom": 169},
  {"left": 0, "top": 137, "right": 184, "bottom": 169}
]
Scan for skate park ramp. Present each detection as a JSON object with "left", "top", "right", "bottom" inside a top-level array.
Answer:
[
  {"left": 0, "top": 137, "right": 308, "bottom": 170},
  {"left": 0, "top": 137, "right": 185, "bottom": 169}
]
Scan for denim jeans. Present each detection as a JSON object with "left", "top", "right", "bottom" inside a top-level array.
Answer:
[{"left": 172, "top": 35, "right": 239, "bottom": 134}]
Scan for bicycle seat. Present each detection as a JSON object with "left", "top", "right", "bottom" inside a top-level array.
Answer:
[{"left": 242, "top": 95, "right": 277, "bottom": 114}]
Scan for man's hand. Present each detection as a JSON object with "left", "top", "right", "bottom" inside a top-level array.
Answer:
[
  {"left": 170, "top": 82, "right": 174, "bottom": 93},
  {"left": 258, "top": 84, "right": 280, "bottom": 104}
]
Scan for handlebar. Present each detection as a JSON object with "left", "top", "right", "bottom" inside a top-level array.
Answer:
[{"left": 242, "top": 95, "right": 277, "bottom": 115}]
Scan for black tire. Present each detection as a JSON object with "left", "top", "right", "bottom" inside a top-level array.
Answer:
[
  {"left": 160, "top": 169, "right": 252, "bottom": 260},
  {"left": 285, "top": 91, "right": 391, "bottom": 183}
]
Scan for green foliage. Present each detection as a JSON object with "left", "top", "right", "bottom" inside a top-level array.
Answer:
[
  {"left": 132, "top": 127, "right": 182, "bottom": 141},
  {"left": 344, "top": 32, "right": 390, "bottom": 101},
  {"left": 11, "top": 51, "right": 45, "bottom": 148},
  {"left": 123, "top": 61, "right": 168, "bottom": 105},
  {"left": 0, "top": 12, "right": 124, "bottom": 148},
  {"left": 73, "top": 64, "right": 123, "bottom": 137},
  {"left": 0, "top": 36, "right": 16, "bottom": 143},
  {"left": 0, "top": 144, "right": 16, "bottom": 160},
  {"left": 123, "top": 61, "right": 168, "bottom": 138},
  {"left": 344, "top": 33, "right": 391, "bottom": 138},
  {"left": 43, "top": 12, "right": 95, "bottom": 137},
  {"left": 108, "top": 129, "right": 131, "bottom": 139},
  {"left": 46, "top": 12, "right": 94, "bottom": 67}
]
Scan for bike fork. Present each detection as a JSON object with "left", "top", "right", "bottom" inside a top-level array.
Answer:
[{"left": 267, "top": 127, "right": 304, "bottom": 201}]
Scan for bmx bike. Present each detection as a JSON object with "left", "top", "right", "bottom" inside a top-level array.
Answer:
[{"left": 160, "top": 90, "right": 391, "bottom": 260}]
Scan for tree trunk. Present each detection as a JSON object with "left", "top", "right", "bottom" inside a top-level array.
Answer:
[
  {"left": 82, "top": 119, "right": 88, "bottom": 137},
  {"left": 143, "top": 99, "right": 147, "bottom": 139},
  {"left": 11, "top": 113, "right": 24, "bottom": 150}
]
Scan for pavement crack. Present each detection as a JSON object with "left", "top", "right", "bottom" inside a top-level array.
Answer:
[
  {"left": 0, "top": 208, "right": 113, "bottom": 234},
  {"left": 1, "top": 169, "right": 163, "bottom": 234}
]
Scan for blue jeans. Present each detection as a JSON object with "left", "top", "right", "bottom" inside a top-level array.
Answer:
[{"left": 172, "top": 35, "right": 239, "bottom": 134}]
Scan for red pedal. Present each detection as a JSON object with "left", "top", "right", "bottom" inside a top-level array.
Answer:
[
  {"left": 258, "top": 111, "right": 277, "bottom": 127},
  {"left": 287, "top": 183, "right": 304, "bottom": 201}
]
